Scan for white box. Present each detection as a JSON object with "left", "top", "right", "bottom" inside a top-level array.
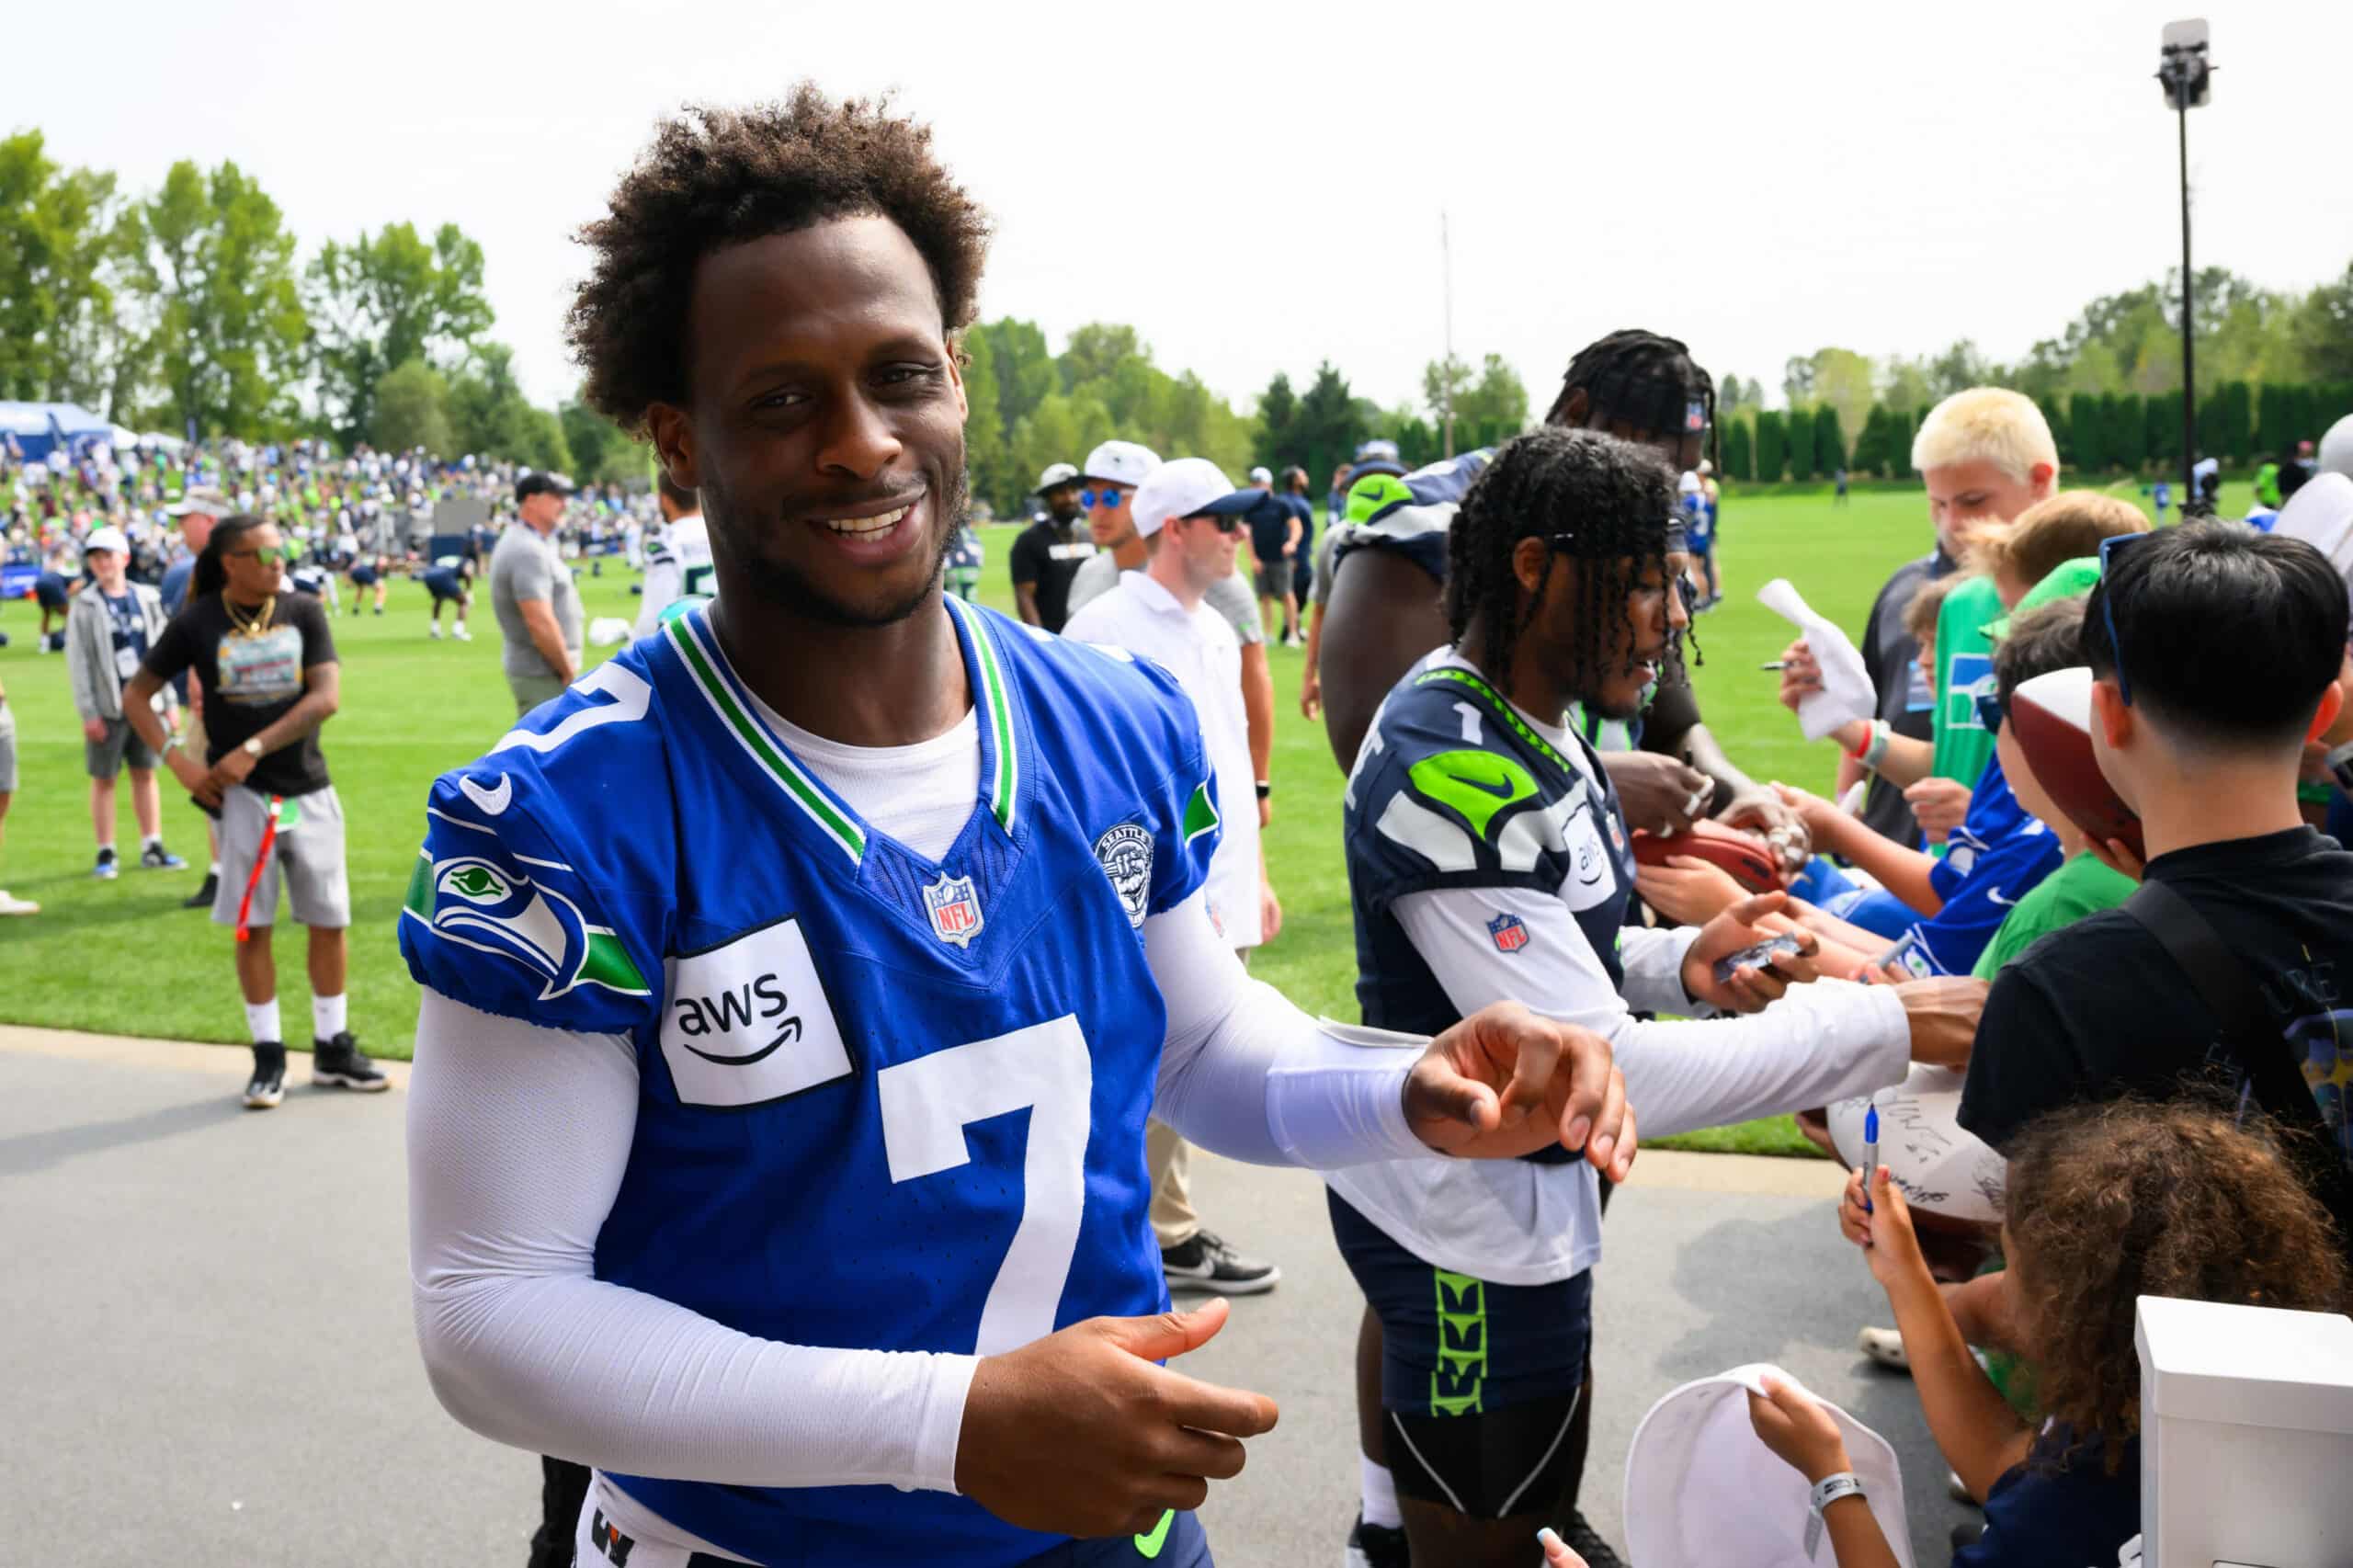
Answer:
[{"left": 2137, "top": 1295, "right": 2353, "bottom": 1568}]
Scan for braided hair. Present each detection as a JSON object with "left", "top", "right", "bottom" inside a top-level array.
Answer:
[
  {"left": 1445, "top": 428, "right": 1682, "bottom": 701},
  {"left": 1544, "top": 328, "right": 1719, "bottom": 475},
  {"left": 192, "top": 514, "right": 268, "bottom": 599}
]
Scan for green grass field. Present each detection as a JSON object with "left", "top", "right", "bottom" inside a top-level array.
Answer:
[{"left": 0, "top": 478, "right": 2241, "bottom": 1153}]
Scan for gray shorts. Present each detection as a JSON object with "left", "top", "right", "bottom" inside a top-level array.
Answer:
[
  {"left": 0, "top": 704, "right": 17, "bottom": 793},
  {"left": 85, "top": 716, "right": 159, "bottom": 780},
  {"left": 1253, "top": 561, "right": 1292, "bottom": 600},
  {"left": 507, "top": 663, "right": 578, "bottom": 718},
  {"left": 214, "top": 785, "right": 349, "bottom": 929}
]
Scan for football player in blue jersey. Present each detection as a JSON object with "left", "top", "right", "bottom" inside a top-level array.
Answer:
[
  {"left": 1331, "top": 427, "right": 1985, "bottom": 1568},
  {"left": 400, "top": 87, "right": 1632, "bottom": 1568},
  {"left": 1319, "top": 332, "right": 1807, "bottom": 861}
]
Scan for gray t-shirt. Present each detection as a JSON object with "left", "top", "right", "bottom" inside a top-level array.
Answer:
[
  {"left": 1066, "top": 554, "right": 1264, "bottom": 646},
  {"left": 490, "top": 524, "right": 583, "bottom": 679}
]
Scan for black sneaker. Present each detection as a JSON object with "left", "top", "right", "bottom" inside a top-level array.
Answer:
[
  {"left": 182, "top": 871, "right": 219, "bottom": 909},
  {"left": 1161, "top": 1230, "right": 1279, "bottom": 1295},
  {"left": 1553, "top": 1510, "right": 1625, "bottom": 1568},
  {"left": 1344, "top": 1511, "right": 1411, "bottom": 1568},
  {"left": 244, "top": 1042, "right": 287, "bottom": 1109},
  {"left": 312, "top": 1032, "right": 390, "bottom": 1093},
  {"left": 140, "top": 842, "right": 188, "bottom": 870}
]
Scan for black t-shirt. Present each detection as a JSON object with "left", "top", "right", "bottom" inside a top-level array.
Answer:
[
  {"left": 1954, "top": 1427, "right": 2139, "bottom": 1568},
  {"left": 1007, "top": 517, "right": 1095, "bottom": 634},
  {"left": 143, "top": 591, "right": 338, "bottom": 796},
  {"left": 1243, "top": 492, "right": 1294, "bottom": 562},
  {"left": 1856, "top": 551, "right": 1955, "bottom": 849},
  {"left": 1960, "top": 828, "right": 2353, "bottom": 1181}
]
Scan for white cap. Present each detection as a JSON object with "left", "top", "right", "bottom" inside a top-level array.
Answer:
[
  {"left": 1698, "top": 459, "right": 1714, "bottom": 476},
  {"left": 2319, "top": 414, "right": 2353, "bottom": 482},
  {"left": 1078, "top": 439, "right": 1161, "bottom": 489},
  {"left": 1678, "top": 470, "right": 1702, "bottom": 494},
  {"left": 1036, "top": 461, "right": 1078, "bottom": 492},
  {"left": 84, "top": 525, "right": 130, "bottom": 555},
  {"left": 1625, "top": 1366, "right": 1917, "bottom": 1568},
  {"left": 1131, "top": 458, "right": 1256, "bottom": 539},
  {"left": 1247, "top": 465, "right": 1273, "bottom": 484}
]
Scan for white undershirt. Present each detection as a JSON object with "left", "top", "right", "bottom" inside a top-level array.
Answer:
[
  {"left": 1323, "top": 658, "right": 1913, "bottom": 1285},
  {"left": 406, "top": 711, "right": 1435, "bottom": 1537}
]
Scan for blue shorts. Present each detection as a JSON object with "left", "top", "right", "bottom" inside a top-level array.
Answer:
[
  {"left": 1023, "top": 1511, "right": 1211, "bottom": 1567},
  {"left": 1328, "top": 1188, "right": 1593, "bottom": 1518}
]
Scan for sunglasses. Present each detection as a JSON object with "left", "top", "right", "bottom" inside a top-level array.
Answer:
[
  {"left": 1183, "top": 511, "right": 1242, "bottom": 534},
  {"left": 228, "top": 545, "right": 287, "bottom": 565},
  {"left": 1079, "top": 486, "right": 1128, "bottom": 510},
  {"left": 2097, "top": 531, "right": 2149, "bottom": 706},
  {"left": 1974, "top": 689, "right": 2006, "bottom": 734}
]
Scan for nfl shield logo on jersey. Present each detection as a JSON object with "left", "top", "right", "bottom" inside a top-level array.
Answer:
[
  {"left": 924, "top": 871, "right": 986, "bottom": 949},
  {"left": 1487, "top": 912, "right": 1530, "bottom": 953}
]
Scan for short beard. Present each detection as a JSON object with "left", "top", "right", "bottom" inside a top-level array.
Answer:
[{"left": 722, "top": 466, "right": 969, "bottom": 630}]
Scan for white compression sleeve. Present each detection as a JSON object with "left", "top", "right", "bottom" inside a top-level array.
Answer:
[
  {"left": 406, "top": 988, "right": 974, "bottom": 1492},
  {"left": 1392, "top": 888, "right": 1911, "bottom": 1141},
  {"left": 1144, "top": 890, "right": 1428, "bottom": 1169}
]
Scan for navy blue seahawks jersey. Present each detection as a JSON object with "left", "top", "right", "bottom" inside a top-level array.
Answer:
[
  {"left": 1889, "top": 751, "right": 2063, "bottom": 977},
  {"left": 398, "top": 598, "right": 1220, "bottom": 1567},
  {"left": 1346, "top": 659, "right": 1634, "bottom": 1170},
  {"left": 1332, "top": 449, "right": 1495, "bottom": 583}
]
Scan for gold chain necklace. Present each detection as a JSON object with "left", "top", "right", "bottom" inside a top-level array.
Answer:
[{"left": 222, "top": 590, "right": 278, "bottom": 639}]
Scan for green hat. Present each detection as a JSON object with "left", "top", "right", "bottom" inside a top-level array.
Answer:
[
  {"left": 1342, "top": 472, "right": 1417, "bottom": 531},
  {"left": 1984, "top": 556, "right": 2103, "bottom": 641}
]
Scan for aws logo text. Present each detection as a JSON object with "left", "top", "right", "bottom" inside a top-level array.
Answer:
[{"left": 670, "top": 972, "right": 802, "bottom": 1064}]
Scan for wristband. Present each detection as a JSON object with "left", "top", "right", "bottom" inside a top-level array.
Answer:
[
  {"left": 1803, "top": 1471, "right": 1866, "bottom": 1555},
  {"left": 1856, "top": 721, "right": 1892, "bottom": 774},
  {"left": 2325, "top": 739, "right": 2353, "bottom": 795},
  {"left": 1843, "top": 720, "right": 1875, "bottom": 763},
  {"left": 1255, "top": 781, "right": 1272, "bottom": 801}
]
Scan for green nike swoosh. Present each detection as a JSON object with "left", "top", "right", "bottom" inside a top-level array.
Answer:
[{"left": 1134, "top": 1509, "right": 1175, "bottom": 1559}]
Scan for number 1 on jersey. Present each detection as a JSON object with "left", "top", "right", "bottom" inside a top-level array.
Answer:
[{"left": 877, "top": 1017, "right": 1093, "bottom": 1356}]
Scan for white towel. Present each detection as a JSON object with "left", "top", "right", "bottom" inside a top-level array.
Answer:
[{"left": 1757, "top": 578, "right": 1880, "bottom": 741}]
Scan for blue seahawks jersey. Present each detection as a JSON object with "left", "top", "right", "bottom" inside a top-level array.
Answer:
[
  {"left": 1888, "top": 752, "right": 2063, "bottom": 977},
  {"left": 1332, "top": 449, "right": 1495, "bottom": 583},
  {"left": 398, "top": 598, "right": 1219, "bottom": 1567},
  {"left": 1346, "top": 658, "right": 1633, "bottom": 1165}
]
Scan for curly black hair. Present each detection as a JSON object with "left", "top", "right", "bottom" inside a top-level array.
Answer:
[
  {"left": 1545, "top": 328, "right": 1718, "bottom": 472},
  {"left": 1445, "top": 426, "right": 1681, "bottom": 695},
  {"left": 2005, "top": 1096, "right": 2347, "bottom": 1474},
  {"left": 568, "top": 85, "right": 994, "bottom": 435}
]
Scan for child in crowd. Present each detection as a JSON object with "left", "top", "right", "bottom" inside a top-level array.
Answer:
[{"left": 1747, "top": 1098, "right": 2345, "bottom": 1568}]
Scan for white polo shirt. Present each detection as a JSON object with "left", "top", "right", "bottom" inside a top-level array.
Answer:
[{"left": 1062, "top": 567, "right": 1264, "bottom": 949}]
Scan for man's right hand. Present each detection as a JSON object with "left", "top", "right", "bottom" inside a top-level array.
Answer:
[
  {"left": 1893, "top": 976, "right": 1987, "bottom": 1068},
  {"left": 166, "top": 746, "right": 219, "bottom": 806},
  {"left": 1777, "top": 639, "right": 1824, "bottom": 714},
  {"left": 956, "top": 1300, "right": 1279, "bottom": 1539},
  {"left": 1603, "top": 750, "right": 1713, "bottom": 837},
  {"left": 82, "top": 716, "right": 108, "bottom": 744}
]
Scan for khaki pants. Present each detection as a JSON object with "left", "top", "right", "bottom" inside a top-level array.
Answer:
[
  {"left": 1150, "top": 947, "right": 1251, "bottom": 1249},
  {"left": 506, "top": 659, "right": 580, "bottom": 718}
]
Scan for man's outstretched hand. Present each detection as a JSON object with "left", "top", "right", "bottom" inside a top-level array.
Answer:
[
  {"left": 958, "top": 1300, "right": 1279, "bottom": 1539},
  {"left": 1404, "top": 1001, "right": 1634, "bottom": 1178}
]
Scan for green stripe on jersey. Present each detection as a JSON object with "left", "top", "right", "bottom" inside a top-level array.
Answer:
[
  {"left": 949, "top": 594, "right": 1018, "bottom": 833},
  {"left": 665, "top": 616, "right": 867, "bottom": 864},
  {"left": 1182, "top": 780, "right": 1220, "bottom": 843}
]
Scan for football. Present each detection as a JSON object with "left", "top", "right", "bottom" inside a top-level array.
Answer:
[
  {"left": 1631, "top": 820, "right": 1784, "bottom": 892},
  {"left": 1825, "top": 1065, "right": 2006, "bottom": 1223},
  {"left": 2008, "top": 665, "right": 2146, "bottom": 860}
]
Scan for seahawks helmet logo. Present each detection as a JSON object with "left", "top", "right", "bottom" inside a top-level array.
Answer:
[{"left": 403, "top": 852, "right": 649, "bottom": 1001}]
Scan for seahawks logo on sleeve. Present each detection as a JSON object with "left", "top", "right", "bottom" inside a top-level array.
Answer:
[{"left": 398, "top": 768, "right": 658, "bottom": 1033}]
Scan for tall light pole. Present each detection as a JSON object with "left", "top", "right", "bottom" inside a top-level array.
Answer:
[{"left": 2156, "top": 19, "right": 2212, "bottom": 514}]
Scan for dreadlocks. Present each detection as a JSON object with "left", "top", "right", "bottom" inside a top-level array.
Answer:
[
  {"left": 1544, "top": 328, "right": 1720, "bottom": 475},
  {"left": 1445, "top": 427, "right": 1683, "bottom": 702}
]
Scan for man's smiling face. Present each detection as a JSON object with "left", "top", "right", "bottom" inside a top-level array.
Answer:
[{"left": 653, "top": 212, "right": 970, "bottom": 627}]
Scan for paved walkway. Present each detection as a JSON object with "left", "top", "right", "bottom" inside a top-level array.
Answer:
[{"left": 0, "top": 1028, "right": 1977, "bottom": 1565}]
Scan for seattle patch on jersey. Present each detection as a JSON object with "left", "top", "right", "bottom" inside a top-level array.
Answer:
[{"left": 396, "top": 598, "right": 1222, "bottom": 1567}]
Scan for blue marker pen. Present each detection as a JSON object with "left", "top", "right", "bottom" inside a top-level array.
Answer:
[{"left": 1861, "top": 1104, "right": 1880, "bottom": 1215}]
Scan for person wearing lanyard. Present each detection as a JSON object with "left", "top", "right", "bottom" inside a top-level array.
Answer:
[
  {"left": 65, "top": 525, "right": 186, "bottom": 881},
  {"left": 1332, "top": 427, "right": 1983, "bottom": 1568}
]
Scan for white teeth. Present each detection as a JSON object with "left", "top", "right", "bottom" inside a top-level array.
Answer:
[{"left": 822, "top": 505, "right": 911, "bottom": 536}]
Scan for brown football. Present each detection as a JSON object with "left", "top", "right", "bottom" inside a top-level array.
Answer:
[
  {"left": 1631, "top": 819, "right": 1784, "bottom": 893},
  {"left": 2009, "top": 666, "right": 2145, "bottom": 860}
]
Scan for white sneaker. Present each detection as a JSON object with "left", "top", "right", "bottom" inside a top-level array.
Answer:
[
  {"left": 454, "top": 627, "right": 472, "bottom": 642},
  {"left": 429, "top": 625, "right": 443, "bottom": 639},
  {"left": 1859, "top": 1325, "right": 1909, "bottom": 1369},
  {"left": 0, "top": 890, "right": 39, "bottom": 915}
]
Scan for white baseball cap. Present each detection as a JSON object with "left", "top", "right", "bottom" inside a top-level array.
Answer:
[
  {"left": 1078, "top": 440, "right": 1161, "bottom": 489},
  {"left": 84, "top": 525, "right": 130, "bottom": 555},
  {"left": 1131, "top": 458, "right": 1258, "bottom": 539},
  {"left": 1625, "top": 1365, "right": 1916, "bottom": 1568},
  {"left": 1247, "top": 465, "right": 1274, "bottom": 485}
]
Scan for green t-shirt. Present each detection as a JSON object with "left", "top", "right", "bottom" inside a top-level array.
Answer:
[
  {"left": 1931, "top": 574, "right": 2003, "bottom": 791},
  {"left": 1970, "top": 850, "right": 2138, "bottom": 979}
]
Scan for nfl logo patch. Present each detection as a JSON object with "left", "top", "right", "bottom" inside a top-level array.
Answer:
[
  {"left": 923, "top": 871, "right": 985, "bottom": 949},
  {"left": 1487, "top": 913, "right": 1530, "bottom": 954},
  {"left": 1685, "top": 399, "right": 1708, "bottom": 433}
]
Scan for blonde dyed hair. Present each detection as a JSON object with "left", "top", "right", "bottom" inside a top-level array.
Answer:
[
  {"left": 1912, "top": 387, "right": 2061, "bottom": 483},
  {"left": 1972, "top": 490, "right": 2148, "bottom": 587}
]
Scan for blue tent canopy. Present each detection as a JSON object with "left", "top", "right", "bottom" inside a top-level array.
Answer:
[{"left": 0, "top": 401, "right": 113, "bottom": 462}]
